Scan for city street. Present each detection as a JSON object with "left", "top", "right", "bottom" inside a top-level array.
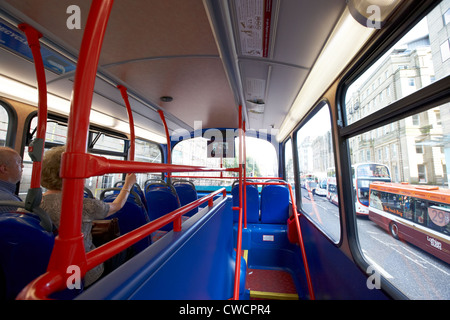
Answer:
[{"left": 301, "top": 191, "right": 450, "bottom": 300}]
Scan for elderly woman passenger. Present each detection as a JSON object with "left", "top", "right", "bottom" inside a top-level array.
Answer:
[{"left": 40, "top": 145, "right": 136, "bottom": 286}]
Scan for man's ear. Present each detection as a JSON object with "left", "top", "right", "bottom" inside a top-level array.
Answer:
[{"left": 0, "top": 163, "right": 7, "bottom": 174}]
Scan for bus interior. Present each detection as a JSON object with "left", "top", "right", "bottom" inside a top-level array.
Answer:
[{"left": 0, "top": 0, "right": 449, "bottom": 301}]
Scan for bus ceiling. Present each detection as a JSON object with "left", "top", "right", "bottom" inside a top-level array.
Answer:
[{"left": 0, "top": 0, "right": 405, "bottom": 143}]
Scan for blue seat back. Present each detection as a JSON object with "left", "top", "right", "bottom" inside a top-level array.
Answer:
[
  {"left": 115, "top": 182, "right": 148, "bottom": 211},
  {"left": 102, "top": 190, "right": 152, "bottom": 254},
  {"left": 231, "top": 184, "right": 260, "bottom": 223},
  {"left": 0, "top": 212, "right": 54, "bottom": 300},
  {"left": 174, "top": 182, "right": 198, "bottom": 217},
  {"left": 145, "top": 188, "right": 180, "bottom": 232},
  {"left": 260, "top": 184, "right": 290, "bottom": 224}
]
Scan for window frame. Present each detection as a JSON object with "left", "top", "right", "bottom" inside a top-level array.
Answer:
[
  {"left": 22, "top": 112, "right": 164, "bottom": 193},
  {"left": 289, "top": 100, "right": 342, "bottom": 244},
  {"left": 0, "top": 100, "right": 18, "bottom": 148},
  {"left": 337, "top": 0, "right": 449, "bottom": 300}
]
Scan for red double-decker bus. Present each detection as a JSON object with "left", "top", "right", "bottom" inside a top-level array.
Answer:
[{"left": 369, "top": 182, "right": 450, "bottom": 264}]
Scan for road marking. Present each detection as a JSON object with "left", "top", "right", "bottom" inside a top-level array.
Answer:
[
  {"left": 363, "top": 250, "right": 393, "bottom": 279},
  {"left": 365, "top": 234, "right": 450, "bottom": 276}
]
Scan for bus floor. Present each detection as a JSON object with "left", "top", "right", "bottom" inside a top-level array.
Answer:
[{"left": 242, "top": 250, "right": 299, "bottom": 300}]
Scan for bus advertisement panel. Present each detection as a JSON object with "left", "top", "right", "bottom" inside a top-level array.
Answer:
[{"left": 369, "top": 182, "right": 450, "bottom": 264}]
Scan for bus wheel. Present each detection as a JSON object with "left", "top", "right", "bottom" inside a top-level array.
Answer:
[{"left": 389, "top": 222, "right": 399, "bottom": 240}]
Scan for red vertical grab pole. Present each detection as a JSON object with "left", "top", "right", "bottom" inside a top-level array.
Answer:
[
  {"left": 243, "top": 121, "right": 247, "bottom": 229},
  {"left": 117, "top": 85, "right": 135, "bottom": 161},
  {"left": 157, "top": 109, "right": 181, "bottom": 230},
  {"left": 158, "top": 110, "right": 171, "bottom": 180},
  {"left": 47, "top": 0, "right": 114, "bottom": 284},
  {"left": 233, "top": 105, "right": 244, "bottom": 300},
  {"left": 18, "top": 24, "right": 47, "bottom": 189},
  {"left": 287, "top": 186, "right": 315, "bottom": 300}
]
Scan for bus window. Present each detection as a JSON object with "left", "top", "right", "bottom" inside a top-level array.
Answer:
[
  {"left": 240, "top": 136, "right": 278, "bottom": 179},
  {"left": 347, "top": 1, "right": 450, "bottom": 299},
  {"left": 296, "top": 102, "right": 340, "bottom": 242},
  {"left": 89, "top": 132, "right": 125, "bottom": 154},
  {"left": 20, "top": 117, "right": 70, "bottom": 197},
  {"left": 22, "top": 116, "right": 142, "bottom": 198},
  {"left": 352, "top": 105, "right": 449, "bottom": 299},
  {"left": 172, "top": 136, "right": 278, "bottom": 190},
  {"left": 345, "top": 10, "right": 450, "bottom": 125},
  {"left": 0, "top": 103, "right": 9, "bottom": 146},
  {"left": 284, "top": 139, "right": 295, "bottom": 201},
  {"left": 86, "top": 133, "right": 127, "bottom": 197},
  {"left": 135, "top": 138, "right": 163, "bottom": 186}
]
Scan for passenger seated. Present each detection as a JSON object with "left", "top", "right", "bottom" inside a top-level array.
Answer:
[
  {"left": 39, "top": 146, "right": 136, "bottom": 286},
  {"left": 0, "top": 147, "right": 24, "bottom": 212}
]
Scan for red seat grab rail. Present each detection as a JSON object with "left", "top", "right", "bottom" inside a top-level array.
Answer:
[
  {"left": 86, "top": 188, "right": 227, "bottom": 271},
  {"left": 18, "top": 188, "right": 227, "bottom": 300}
]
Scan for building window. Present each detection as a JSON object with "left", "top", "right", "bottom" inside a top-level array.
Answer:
[
  {"left": 440, "top": 40, "right": 450, "bottom": 62},
  {"left": 416, "top": 142, "right": 424, "bottom": 154},
  {"left": 417, "top": 164, "right": 427, "bottom": 183},
  {"left": 444, "top": 8, "right": 450, "bottom": 25}
]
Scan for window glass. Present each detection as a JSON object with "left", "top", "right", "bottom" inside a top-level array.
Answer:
[
  {"left": 172, "top": 137, "right": 231, "bottom": 189},
  {"left": 21, "top": 116, "right": 132, "bottom": 198},
  {"left": 172, "top": 136, "right": 278, "bottom": 190},
  {"left": 296, "top": 103, "right": 340, "bottom": 241},
  {"left": 45, "top": 121, "right": 68, "bottom": 144},
  {"left": 346, "top": 1, "right": 450, "bottom": 299},
  {"left": 90, "top": 132, "right": 125, "bottom": 153},
  {"left": 0, "top": 103, "right": 9, "bottom": 146},
  {"left": 351, "top": 104, "right": 449, "bottom": 299},
  {"left": 284, "top": 139, "right": 295, "bottom": 201},
  {"left": 345, "top": 7, "right": 450, "bottom": 125},
  {"left": 134, "top": 138, "right": 163, "bottom": 187}
]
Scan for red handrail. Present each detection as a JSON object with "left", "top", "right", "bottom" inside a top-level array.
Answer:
[
  {"left": 86, "top": 188, "right": 227, "bottom": 270},
  {"left": 60, "top": 153, "right": 238, "bottom": 179},
  {"left": 233, "top": 105, "right": 244, "bottom": 300},
  {"left": 158, "top": 110, "right": 171, "bottom": 180},
  {"left": 246, "top": 181, "right": 315, "bottom": 300},
  {"left": 243, "top": 121, "right": 247, "bottom": 229},
  {"left": 18, "top": 0, "right": 116, "bottom": 300},
  {"left": 45, "top": 2, "right": 115, "bottom": 295},
  {"left": 18, "top": 24, "right": 47, "bottom": 190},
  {"left": 18, "top": 188, "right": 227, "bottom": 300},
  {"left": 117, "top": 85, "right": 135, "bottom": 160}
]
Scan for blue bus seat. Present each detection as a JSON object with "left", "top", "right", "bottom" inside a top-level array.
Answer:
[
  {"left": 231, "top": 184, "right": 260, "bottom": 223},
  {"left": 144, "top": 179, "right": 169, "bottom": 192},
  {"left": 145, "top": 187, "right": 180, "bottom": 232},
  {"left": 101, "top": 188, "right": 152, "bottom": 254},
  {"left": 114, "top": 181, "right": 147, "bottom": 211},
  {"left": 173, "top": 180, "right": 198, "bottom": 217},
  {"left": 260, "top": 184, "right": 290, "bottom": 224},
  {"left": 84, "top": 187, "right": 94, "bottom": 198},
  {"left": 0, "top": 211, "right": 54, "bottom": 300}
]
